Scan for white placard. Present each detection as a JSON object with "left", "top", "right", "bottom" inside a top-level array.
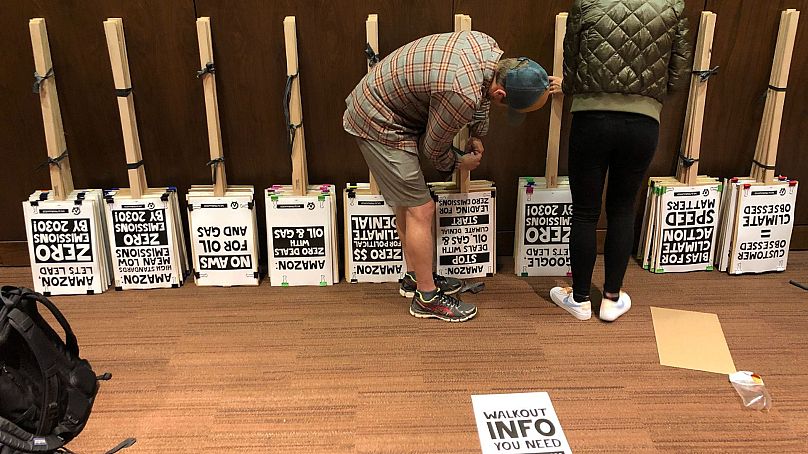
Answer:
[
  {"left": 188, "top": 195, "right": 259, "bottom": 286},
  {"left": 730, "top": 182, "right": 798, "bottom": 274},
  {"left": 655, "top": 185, "right": 721, "bottom": 273},
  {"left": 515, "top": 186, "right": 572, "bottom": 276},
  {"left": 345, "top": 193, "right": 405, "bottom": 283},
  {"left": 23, "top": 200, "right": 106, "bottom": 295},
  {"left": 435, "top": 191, "right": 495, "bottom": 278},
  {"left": 266, "top": 193, "right": 335, "bottom": 286},
  {"left": 471, "top": 392, "right": 572, "bottom": 454},
  {"left": 105, "top": 198, "right": 182, "bottom": 289}
]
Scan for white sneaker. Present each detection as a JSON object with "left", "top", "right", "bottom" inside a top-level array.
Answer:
[
  {"left": 599, "top": 291, "right": 632, "bottom": 321},
  {"left": 549, "top": 287, "right": 591, "bottom": 320}
]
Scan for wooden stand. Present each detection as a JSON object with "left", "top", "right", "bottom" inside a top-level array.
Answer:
[
  {"left": 513, "top": 13, "right": 571, "bottom": 277},
  {"left": 284, "top": 17, "right": 309, "bottom": 196},
  {"left": 751, "top": 9, "right": 799, "bottom": 184},
  {"left": 103, "top": 17, "right": 188, "bottom": 290},
  {"left": 544, "top": 13, "right": 566, "bottom": 189},
  {"left": 366, "top": 14, "right": 381, "bottom": 195},
  {"left": 452, "top": 14, "right": 473, "bottom": 194},
  {"left": 24, "top": 19, "right": 112, "bottom": 295},
  {"left": 29, "top": 18, "right": 74, "bottom": 200},
  {"left": 676, "top": 11, "right": 716, "bottom": 185},
  {"left": 196, "top": 17, "right": 227, "bottom": 196},
  {"left": 266, "top": 16, "right": 339, "bottom": 287}
]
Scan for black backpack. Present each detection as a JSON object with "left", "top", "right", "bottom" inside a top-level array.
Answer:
[{"left": 0, "top": 286, "right": 134, "bottom": 454}]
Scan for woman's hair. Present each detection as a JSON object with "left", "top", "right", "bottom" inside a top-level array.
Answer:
[{"left": 495, "top": 58, "right": 523, "bottom": 87}]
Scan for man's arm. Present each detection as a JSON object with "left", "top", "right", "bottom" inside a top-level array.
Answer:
[
  {"left": 419, "top": 91, "right": 477, "bottom": 172},
  {"left": 468, "top": 98, "right": 490, "bottom": 138},
  {"left": 562, "top": 0, "right": 583, "bottom": 95}
]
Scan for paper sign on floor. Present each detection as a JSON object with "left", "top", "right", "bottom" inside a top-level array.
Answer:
[{"left": 471, "top": 392, "right": 571, "bottom": 454}]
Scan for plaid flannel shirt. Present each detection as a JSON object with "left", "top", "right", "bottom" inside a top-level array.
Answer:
[{"left": 343, "top": 31, "right": 503, "bottom": 172}]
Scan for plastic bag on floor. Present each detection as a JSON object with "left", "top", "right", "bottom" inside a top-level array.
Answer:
[{"left": 729, "top": 371, "right": 772, "bottom": 411}]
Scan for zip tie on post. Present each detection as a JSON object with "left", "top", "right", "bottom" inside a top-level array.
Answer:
[
  {"left": 693, "top": 66, "right": 719, "bottom": 82},
  {"left": 126, "top": 159, "right": 144, "bottom": 170},
  {"left": 283, "top": 73, "right": 302, "bottom": 153},
  {"left": 36, "top": 149, "right": 68, "bottom": 170},
  {"left": 751, "top": 159, "right": 776, "bottom": 170},
  {"left": 678, "top": 152, "right": 698, "bottom": 168},
  {"left": 196, "top": 62, "right": 215, "bottom": 78},
  {"left": 115, "top": 87, "right": 133, "bottom": 97},
  {"left": 364, "top": 43, "right": 380, "bottom": 67},
  {"left": 206, "top": 156, "right": 225, "bottom": 184},
  {"left": 32, "top": 67, "right": 54, "bottom": 93}
]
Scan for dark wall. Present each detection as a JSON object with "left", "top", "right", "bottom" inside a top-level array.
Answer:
[{"left": 1, "top": 0, "right": 806, "bottom": 265}]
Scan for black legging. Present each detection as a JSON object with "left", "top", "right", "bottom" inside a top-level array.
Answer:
[{"left": 568, "top": 111, "right": 659, "bottom": 302}]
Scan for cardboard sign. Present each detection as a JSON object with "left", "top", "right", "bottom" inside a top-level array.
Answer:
[
  {"left": 435, "top": 191, "right": 495, "bottom": 278},
  {"left": 345, "top": 193, "right": 405, "bottom": 283},
  {"left": 515, "top": 183, "right": 572, "bottom": 276},
  {"left": 23, "top": 200, "right": 106, "bottom": 295},
  {"left": 729, "top": 182, "right": 798, "bottom": 274},
  {"left": 655, "top": 185, "right": 721, "bottom": 273},
  {"left": 266, "top": 193, "right": 335, "bottom": 286},
  {"left": 472, "top": 392, "right": 572, "bottom": 454},
  {"left": 188, "top": 195, "right": 259, "bottom": 286},
  {"left": 105, "top": 198, "right": 182, "bottom": 289}
]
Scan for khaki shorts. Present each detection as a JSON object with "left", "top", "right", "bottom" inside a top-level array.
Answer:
[{"left": 355, "top": 138, "right": 433, "bottom": 208}]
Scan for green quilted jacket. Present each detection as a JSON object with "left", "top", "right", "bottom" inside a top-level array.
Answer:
[{"left": 562, "top": 0, "right": 692, "bottom": 120}]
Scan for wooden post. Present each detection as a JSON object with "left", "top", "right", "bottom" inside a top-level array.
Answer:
[
  {"left": 452, "top": 14, "right": 472, "bottom": 193},
  {"left": 196, "top": 17, "right": 227, "bottom": 196},
  {"left": 752, "top": 9, "right": 799, "bottom": 183},
  {"left": 29, "top": 18, "right": 73, "bottom": 200},
  {"left": 283, "top": 16, "right": 308, "bottom": 196},
  {"left": 366, "top": 14, "right": 381, "bottom": 195},
  {"left": 104, "top": 18, "right": 147, "bottom": 198},
  {"left": 544, "top": 13, "right": 567, "bottom": 189},
  {"left": 676, "top": 11, "right": 716, "bottom": 185}
]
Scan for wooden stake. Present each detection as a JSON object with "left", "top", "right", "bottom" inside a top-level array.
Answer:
[
  {"left": 104, "top": 18, "right": 147, "bottom": 198},
  {"left": 452, "top": 14, "right": 472, "bottom": 194},
  {"left": 751, "top": 9, "right": 799, "bottom": 183},
  {"left": 29, "top": 18, "right": 74, "bottom": 200},
  {"left": 283, "top": 16, "right": 308, "bottom": 196},
  {"left": 196, "top": 17, "right": 227, "bottom": 196},
  {"left": 544, "top": 13, "right": 567, "bottom": 189},
  {"left": 366, "top": 14, "right": 381, "bottom": 195},
  {"left": 677, "top": 11, "right": 716, "bottom": 185}
]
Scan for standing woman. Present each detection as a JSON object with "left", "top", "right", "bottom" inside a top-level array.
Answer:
[{"left": 550, "top": 0, "right": 691, "bottom": 321}]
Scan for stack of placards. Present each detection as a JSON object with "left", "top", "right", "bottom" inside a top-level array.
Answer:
[
  {"left": 637, "top": 12, "right": 723, "bottom": 274},
  {"left": 343, "top": 14, "right": 406, "bottom": 284},
  {"left": 716, "top": 9, "right": 800, "bottom": 274},
  {"left": 23, "top": 18, "right": 113, "bottom": 296},
  {"left": 102, "top": 18, "right": 189, "bottom": 290},
  {"left": 430, "top": 14, "right": 496, "bottom": 279},
  {"left": 265, "top": 17, "right": 339, "bottom": 287},
  {"left": 514, "top": 13, "right": 572, "bottom": 277},
  {"left": 186, "top": 17, "right": 259, "bottom": 287}
]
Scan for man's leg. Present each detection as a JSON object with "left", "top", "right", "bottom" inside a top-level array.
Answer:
[{"left": 403, "top": 200, "right": 437, "bottom": 292}]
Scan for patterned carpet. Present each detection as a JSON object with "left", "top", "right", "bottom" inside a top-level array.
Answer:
[{"left": 1, "top": 253, "right": 807, "bottom": 453}]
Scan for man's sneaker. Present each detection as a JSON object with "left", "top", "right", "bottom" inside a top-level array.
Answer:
[
  {"left": 599, "top": 291, "right": 632, "bottom": 322},
  {"left": 399, "top": 272, "right": 462, "bottom": 297},
  {"left": 549, "top": 286, "right": 592, "bottom": 320},
  {"left": 410, "top": 290, "right": 477, "bottom": 322}
]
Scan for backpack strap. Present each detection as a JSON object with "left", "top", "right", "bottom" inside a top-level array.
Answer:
[
  {"left": 2, "top": 287, "right": 80, "bottom": 358},
  {"left": 0, "top": 415, "right": 65, "bottom": 452}
]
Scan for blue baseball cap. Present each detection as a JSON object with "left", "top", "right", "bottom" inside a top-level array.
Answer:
[{"left": 504, "top": 57, "right": 549, "bottom": 125}]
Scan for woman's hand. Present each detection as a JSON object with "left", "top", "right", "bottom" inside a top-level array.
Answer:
[{"left": 548, "top": 76, "right": 563, "bottom": 95}]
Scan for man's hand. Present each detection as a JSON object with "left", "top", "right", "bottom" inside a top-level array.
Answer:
[
  {"left": 456, "top": 151, "right": 482, "bottom": 171},
  {"left": 548, "top": 76, "right": 563, "bottom": 95},
  {"left": 466, "top": 137, "right": 484, "bottom": 156}
]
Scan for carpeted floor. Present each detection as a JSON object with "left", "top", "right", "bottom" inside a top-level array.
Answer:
[{"left": 2, "top": 254, "right": 807, "bottom": 453}]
